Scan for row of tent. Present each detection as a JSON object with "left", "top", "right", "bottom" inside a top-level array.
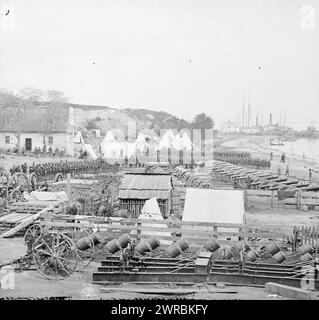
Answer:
[
  {"left": 74, "top": 129, "right": 195, "bottom": 160},
  {"left": 100, "top": 130, "right": 195, "bottom": 159}
]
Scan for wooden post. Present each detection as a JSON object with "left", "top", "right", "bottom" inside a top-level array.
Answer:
[
  {"left": 137, "top": 222, "right": 141, "bottom": 243},
  {"left": 213, "top": 226, "right": 218, "bottom": 239},
  {"left": 243, "top": 189, "right": 248, "bottom": 210},
  {"left": 271, "top": 190, "right": 275, "bottom": 209},
  {"left": 66, "top": 173, "right": 71, "bottom": 201},
  {"left": 315, "top": 227, "right": 318, "bottom": 257},
  {"left": 297, "top": 191, "right": 301, "bottom": 210}
]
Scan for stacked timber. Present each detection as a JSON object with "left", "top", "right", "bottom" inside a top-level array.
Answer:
[
  {"left": 0, "top": 201, "right": 65, "bottom": 235},
  {"left": 48, "top": 174, "right": 119, "bottom": 215}
]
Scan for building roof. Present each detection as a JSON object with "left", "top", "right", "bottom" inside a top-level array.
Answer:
[
  {"left": 119, "top": 189, "right": 170, "bottom": 199},
  {"left": 0, "top": 106, "right": 70, "bottom": 133},
  {"left": 119, "top": 173, "right": 172, "bottom": 200}
]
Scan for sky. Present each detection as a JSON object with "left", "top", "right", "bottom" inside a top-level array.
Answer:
[{"left": 0, "top": 0, "right": 318, "bottom": 129}]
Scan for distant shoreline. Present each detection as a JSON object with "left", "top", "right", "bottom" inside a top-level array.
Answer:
[{"left": 216, "top": 134, "right": 319, "bottom": 179}]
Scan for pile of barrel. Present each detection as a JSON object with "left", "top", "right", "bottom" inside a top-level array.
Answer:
[
  {"left": 101, "top": 231, "right": 316, "bottom": 267},
  {"left": 203, "top": 238, "right": 316, "bottom": 264}
]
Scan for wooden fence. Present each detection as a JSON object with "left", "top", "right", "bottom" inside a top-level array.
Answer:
[
  {"left": 292, "top": 225, "right": 319, "bottom": 251},
  {"left": 40, "top": 214, "right": 288, "bottom": 249},
  {"left": 246, "top": 190, "right": 319, "bottom": 211}
]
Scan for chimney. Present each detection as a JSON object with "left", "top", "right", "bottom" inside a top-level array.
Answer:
[{"left": 269, "top": 113, "right": 272, "bottom": 125}]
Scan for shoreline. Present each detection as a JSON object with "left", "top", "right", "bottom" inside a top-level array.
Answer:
[{"left": 217, "top": 134, "right": 319, "bottom": 180}]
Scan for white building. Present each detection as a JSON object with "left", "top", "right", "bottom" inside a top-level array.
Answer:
[{"left": 0, "top": 105, "right": 75, "bottom": 156}]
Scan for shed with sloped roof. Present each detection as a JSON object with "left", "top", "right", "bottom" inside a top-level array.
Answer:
[{"left": 118, "top": 173, "right": 172, "bottom": 218}]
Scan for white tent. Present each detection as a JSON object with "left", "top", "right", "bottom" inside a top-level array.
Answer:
[
  {"left": 102, "top": 141, "right": 122, "bottom": 158},
  {"left": 141, "top": 197, "right": 162, "bottom": 216},
  {"left": 102, "top": 141, "right": 136, "bottom": 159},
  {"left": 131, "top": 197, "right": 172, "bottom": 245},
  {"left": 74, "top": 131, "right": 85, "bottom": 144},
  {"left": 172, "top": 134, "right": 183, "bottom": 151},
  {"left": 183, "top": 188, "right": 244, "bottom": 224},
  {"left": 135, "top": 132, "right": 149, "bottom": 152},
  {"left": 181, "top": 132, "right": 193, "bottom": 151},
  {"left": 101, "top": 131, "right": 117, "bottom": 155},
  {"left": 104, "top": 131, "right": 116, "bottom": 143},
  {"left": 182, "top": 188, "right": 245, "bottom": 239},
  {"left": 83, "top": 144, "right": 98, "bottom": 160},
  {"left": 122, "top": 141, "right": 136, "bottom": 158},
  {"left": 165, "top": 130, "right": 176, "bottom": 143},
  {"left": 157, "top": 132, "right": 173, "bottom": 150}
]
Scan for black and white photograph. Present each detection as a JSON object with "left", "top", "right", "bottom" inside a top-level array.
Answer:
[{"left": 0, "top": 0, "right": 319, "bottom": 305}]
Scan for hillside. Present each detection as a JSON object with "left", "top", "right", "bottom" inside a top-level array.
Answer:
[{"left": 68, "top": 103, "right": 191, "bottom": 135}]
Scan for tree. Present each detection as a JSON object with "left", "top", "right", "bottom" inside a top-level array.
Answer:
[
  {"left": 305, "top": 126, "right": 317, "bottom": 137},
  {"left": 0, "top": 89, "right": 24, "bottom": 150},
  {"left": 17, "top": 87, "right": 45, "bottom": 105},
  {"left": 42, "top": 90, "right": 69, "bottom": 145},
  {"left": 191, "top": 113, "right": 214, "bottom": 129},
  {"left": 46, "top": 90, "right": 68, "bottom": 104},
  {"left": 191, "top": 113, "right": 214, "bottom": 158}
]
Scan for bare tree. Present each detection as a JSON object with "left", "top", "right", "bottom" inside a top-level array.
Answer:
[
  {"left": 0, "top": 89, "right": 24, "bottom": 150},
  {"left": 42, "top": 90, "right": 69, "bottom": 145},
  {"left": 17, "top": 87, "right": 45, "bottom": 105}
]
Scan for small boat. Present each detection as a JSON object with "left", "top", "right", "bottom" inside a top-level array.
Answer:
[{"left": 270, "top": 137, "right": 284, "bottom": 146}]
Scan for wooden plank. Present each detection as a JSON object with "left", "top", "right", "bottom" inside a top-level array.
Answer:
[
  {"left": 42, "top": 215, "right": 245, "bottom": 229},
  {"left": 0, "top": 213, "right": 21, "bottom": 223},
  {"left": 246, "top": 190, "right": 274, "bottom": 197},
  {"left": 4, "top": 213, "right": 32, "bottom": 224},
  {"left": 0, "top": 204, "right": 60, "bottom": 238},
  {"left": 265, "top": 282, "right": 312, "bottom": 300},
  {"left": 100, "top": 287, "right": 198, "bottom": 295},
  {"left": 40, "top": 221, "right": 284, "bottom": 238}
]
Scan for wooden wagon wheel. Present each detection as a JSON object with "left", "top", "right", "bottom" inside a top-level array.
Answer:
[
  {"left": 9, "top": 188, "right": 22, "bottom": 201},
  {"left": 29, "top": 172, "right": 38, "bottom": 191},
  {"left": 54, "top": 173, "right": 63, "bottom": 182},
  {"left": 24, "top": 223, "right": 43, "bottom": 244},
  {"left": 32, "top": 232, "right": 78, "bottom": 280},
  {"left": 60, "top": 227, "right": 95, "bottom": 271},
  {"left": 6, "top": 172, "right": 30, "bottom": 200}
]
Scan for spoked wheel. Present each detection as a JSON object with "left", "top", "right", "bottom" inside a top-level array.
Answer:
[
  {"left": 9, "top": 188, "right": 22, "bottom": 201},
  {"left": 60, "top": 227, "right": 95, "bottom": 271},
  {"left": 29, "top": 172, "right": 38, "bottom": 191},
  {"left": 24, "top": 223, "right": 43, "bottom": 244},
  {"left": 54, "top": 173, "right": 63, "bottom": 182},
  {"left": 6, "top": 172, "right": 30, "bottom": 200},
  {"left": 32, "top": 232, "right": 78, "bottom": 280}
]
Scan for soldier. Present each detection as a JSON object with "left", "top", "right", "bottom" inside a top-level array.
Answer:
[
  {"left": 42, "top": 144, "right": 47, "bottom": 156},
  {"left": 48, "top": 146, "right": 53, "bottom": 157}
]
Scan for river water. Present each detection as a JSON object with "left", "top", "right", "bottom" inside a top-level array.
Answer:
[{"left": 270, "top": 138, "right": 319, "bottom": 162}]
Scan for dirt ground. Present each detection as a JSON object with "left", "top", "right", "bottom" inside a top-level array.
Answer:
[
  {"left": 1, "top": 154, "right": 319, "bottom": 299},
  {"left": 246, "top": 207, "right": 319, "bottom": 234},
  {"left": 0, "top": 241, "right": 288, "bottom": 300},
  {"left": 1, "top": 206, "right": 319, "bottom": 300}
]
